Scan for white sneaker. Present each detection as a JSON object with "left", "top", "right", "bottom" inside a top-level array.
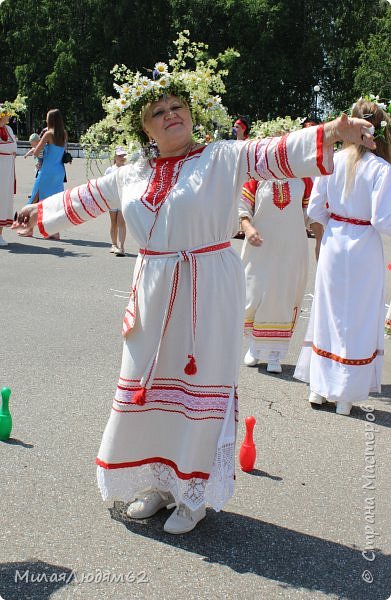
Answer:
[
  {"left": 336, "top": 402, "right": 352, "bottom": 416},
  {"left": 309, "top": 391, "right": 327, "bottom": 405},
  {"left": 110, "top": 244, "right": 118, "bottom": 253},
  {"left": 126, "top": 490, "right": 174, "bottom": 519},
  {"left": 0, "top": 235, "right": 8, "bottom": 247},
  {"left": 164, "top": 503, "right": 206, "bottom": 534},
  {"left": 244, "top": 349, "right": 259, "bottom": 366},
  {"left": 267, "top": 351, "right": 282, "bottom": 373}
]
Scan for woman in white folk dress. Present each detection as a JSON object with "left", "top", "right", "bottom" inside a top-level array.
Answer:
[
  {"left": 294, "top": 98, "right": 391, "bottom": 415},
  {"left": 0, "top": 105, "right": 17, "bottom": 247},
  {"left": 239, "top": 175, "right": 322, "bottom": 373},
  {"left": 13, "top": 61, "right": 375, "bottom": 533}
]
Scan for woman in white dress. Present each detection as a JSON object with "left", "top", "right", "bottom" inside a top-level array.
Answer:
[
  {"left": 13, "top": 64, "right": 375, "bottom": 532},
  {"left": 0, "top": 106, "right": 17, "bottom": 246},
  {"left": 239, "top": 176, "right": 322, "bottom": 372},
  {"left": 294, "top": 98, "right": 391, "bottom": 415}
]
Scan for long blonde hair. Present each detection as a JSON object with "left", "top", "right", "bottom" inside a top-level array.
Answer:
[{"left": 343, "top": 99, "right": 391, "bottom": 197}]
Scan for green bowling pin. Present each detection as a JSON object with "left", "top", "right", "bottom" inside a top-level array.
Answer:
[{"left": 0, "top": 387, "right": 12, "bottom": 440}]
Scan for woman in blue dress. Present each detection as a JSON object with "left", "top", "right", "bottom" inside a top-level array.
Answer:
[
  {"left": 29, "top": 109, "right": 67, "bottom": 202},
  {"left": 28, "top": 109, "right": 67, "bottom": 239}
]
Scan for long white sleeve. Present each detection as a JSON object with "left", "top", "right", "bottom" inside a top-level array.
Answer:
[
  {"left": 37, "top": 170, "right": 121, "bottom": 237},
  {"left": 307, "top": 175, "right": 330, "bottom": 226}
]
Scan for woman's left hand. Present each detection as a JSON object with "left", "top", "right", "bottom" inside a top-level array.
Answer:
[{"left": 326, "top": 113, "right": 376, "bottom": 149}]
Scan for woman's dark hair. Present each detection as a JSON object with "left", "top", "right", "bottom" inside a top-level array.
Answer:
[
  {"left": 236, "top": 115, "right": 250, "bottom": 135},
  {"left": 47, "top": 108, "right": 67, "bottom": 146}
]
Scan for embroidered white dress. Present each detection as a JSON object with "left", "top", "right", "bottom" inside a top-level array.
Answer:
[
  {"left": 37, "top": 131, "right": 332, "bottom": 511},
  {"left": 294, "top": 149, "right": 391, "bottom": 405},
  {"left": 239, "top": 177, "right": 313, "bottom": 360},
  {"left": 0, "top": 125, "right": 17, "bottom": 227}
]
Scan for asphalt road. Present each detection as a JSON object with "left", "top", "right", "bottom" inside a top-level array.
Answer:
[{"left": 0, "top": 157, "right": 390, "bottom": 600}]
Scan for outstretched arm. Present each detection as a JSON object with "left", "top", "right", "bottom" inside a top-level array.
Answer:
[
  {"left": 241, "top": 114, "right": 376, "bottom": 186},
  {"left": 12, "top": 170, "right": 121, "bottom": 237}
]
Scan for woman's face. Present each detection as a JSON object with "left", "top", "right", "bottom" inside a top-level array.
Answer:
[
  {"left": 142, "top": 95, "right": 193, "bottom": 154},
  {"left": 0, "top": 115, "right": 10, "bottom": 127}
]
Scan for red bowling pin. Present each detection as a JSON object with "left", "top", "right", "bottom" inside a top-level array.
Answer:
[{"left": 239, "top": 416, "right": 256, "bottom": 472}]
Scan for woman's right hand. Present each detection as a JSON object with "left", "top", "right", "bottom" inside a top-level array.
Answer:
[
  {"left": 11, "top": 204, "right": 38, "bottom": 236},
  {"left": 245, "top": 224, "right": 263, "bottom": 247}
]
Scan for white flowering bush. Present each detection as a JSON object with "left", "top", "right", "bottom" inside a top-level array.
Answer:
[
  {"left": 250, "top": 116, "right": 303, "bottom": 138},
  {"left": 0, "top": 94, "right": 27, "bottom": 118}
]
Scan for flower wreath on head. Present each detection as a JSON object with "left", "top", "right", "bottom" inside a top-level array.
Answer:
[
  {"left": 352, "top": 94, "right": 391, "bottom": 143},
  {"left": 81, "top": 30, "right": 239, "bottom": 165},
  {"left": 249, "top": 116, "right": 303, "bottom": 139},
  {"left": 0, "top": 95, "right": 27, "bottom": 119}
]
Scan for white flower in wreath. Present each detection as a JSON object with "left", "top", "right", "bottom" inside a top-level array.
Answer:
[
  {"left": 118, "top": 97, "right": 130, "bottom": 110},
  {"left": 139, "top": 76, "right": 152, "bottom": 90},
  {"left": 154, "top": 62, "right": 169, "bottom": 75},
  {"left": 120, "top": 83, "right": 131, "bottom": 95},
  {"left": 205, "top": 97, "right": 215, "bottom": 109},
  {"left": 156, "top": 75, "right": 171, "bottom": 88},
  {"left": 132, "top": 86, "right": 144, "bottom": 99},
  {"left": 211, "top": 95, "right": 222, "bottom": 108},
  {"left": 377, "top": 103, "right": 387, "bottom": 111}
]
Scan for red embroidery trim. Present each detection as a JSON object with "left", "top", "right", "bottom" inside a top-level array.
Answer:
[
  {"left": 95, "top": 179, "right": 111, "bottom": 210},
  {"left": 77, "top": 187, "right": 96, "bottom": 218},
  {"left": 116, "top": 383, "right": 229, "bottom": 399},
  {"left": 312, "top": 344, "right": 378, "bottom": 365},
  {"left": 87, "top": 181, "right": 105, "bottom": 213},
  {"left": 118, "top": 375, "right": 232, "bottom": 389},
  {"left": 316, "top": 124, "right": 329, "bottom": 175},
  {"left": 37, "top": 203, "right": 49, "bottom": 238},
  {"left": 111, "top": 405, "right": 225, "bottom": 421},
  {"left": 63, "top": 189, "right": 84, "bottom": 225},
  {"left": 264, "top": 138, "right": 279, "bottom": 179},
  {"left": 96, "top": 456, "right": 210, "bottom": 480},
  {"left": 275, "top": 135, "right": 295, "bottom": 178},
  {"left": 272, "top": 181, "right": 291, "bottom": 210}
]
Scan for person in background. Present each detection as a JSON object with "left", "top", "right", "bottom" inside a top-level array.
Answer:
[
  {"left": 27, "top": 109, "right": 67, "bottom": 240},
  {"left": 104, "top": 146, "right": 128, "bottom": 256},
  {"left": 294, "top": 98, "right": 391, "bottom": 415},
  {"left": 0, "top": 104, "right": 17, "bottom": 246},
  {"left": 233, "top": 116, "right": 250, "bottom": 141},
  {"left": 24, "top": 133, "right": 43, "bottom": 176},
  {"left": 239, "top": 173, "right": 322, "bottom": 373}
]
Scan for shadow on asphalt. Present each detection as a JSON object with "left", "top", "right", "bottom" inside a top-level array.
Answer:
[
  {"left": 110, "top": 503, "right": 390, "bottom": 600},
  {"left": 0, "top": 559, "right": 74, "bottom": 599},
  {"left": 263, "top": 364, "right": 391, "bottom": 428},
  {"left": 1, "top": 437, "right": 33, "bottom": 448},
  {"left": 246, "top": 468, "right": 283, "bottom": 481},
  {"left": 59, "top": 238, "right": 138, "bottom": 258},
  {"left": 4, "top": 242, "right": 89, "bottom": 258}
]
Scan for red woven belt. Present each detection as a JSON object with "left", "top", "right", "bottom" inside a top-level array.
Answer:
[
  {"left": 139, "top": 241, "right": 231, "bottom": 256},
  {"left": 330, "top": 212, "right": 371, "bottom": 226}
]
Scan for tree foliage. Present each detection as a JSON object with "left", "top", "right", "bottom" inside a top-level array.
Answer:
[{"left": 0, "top": 0, "right": 389, "bottom": 139}]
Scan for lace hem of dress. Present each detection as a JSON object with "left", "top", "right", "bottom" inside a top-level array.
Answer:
[{"left": 97, "top": 388, "right": 236, "bottom": 512}]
